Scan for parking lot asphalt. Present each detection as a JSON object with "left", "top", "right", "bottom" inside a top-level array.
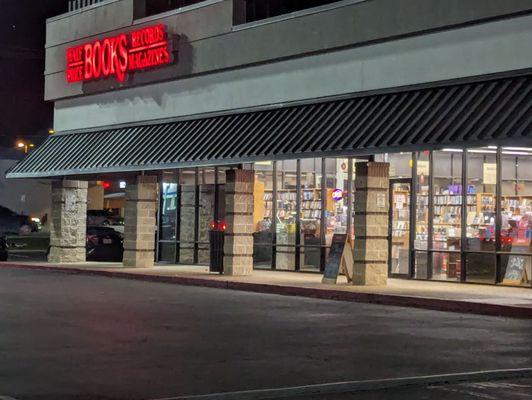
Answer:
[{"left": 0, "top": 267, "right": 531, "bottom": 400}]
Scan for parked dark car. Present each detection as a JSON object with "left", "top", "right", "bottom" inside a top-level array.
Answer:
[
  {"left": 0, "top": 206, "right": 37, "bottom": 235},
  {"left": 87, "top": 210, "right": 124, "bottom": 227},
  {"left": 0, "top": 236, "right": 8, "bottom": 261},
  {"left": 86, "top": 226, "right": 124, "bottom": 262}
]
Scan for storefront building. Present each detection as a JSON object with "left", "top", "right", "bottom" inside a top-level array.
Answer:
[{"left": 7, "top": 0, "right": 532, "bottom": 287}]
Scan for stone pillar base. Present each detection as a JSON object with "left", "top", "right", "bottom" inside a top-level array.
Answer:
[
  {"left": 353, "top": 263, "right": 388, "bottom": 286},
  {"left": 123, "top": 250, "right": 155, "bottom": 268},
  {"left": 48, "top": 246, "right": 86, "bottom": 264},
  {"left": 48, "top": 180, "right": 88, "bottom": 264}
]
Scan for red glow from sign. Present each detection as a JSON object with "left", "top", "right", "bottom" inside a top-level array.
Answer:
[
  {"left": 66, "top": 24, "right": 172, "bottom": 84},
  {"left": 102, "top": 182, "right": 111, "bottom": 189}
]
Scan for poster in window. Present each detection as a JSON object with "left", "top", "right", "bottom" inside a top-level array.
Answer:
[{"left": 483, "top": 163, "right": 497, "bottom": 185}]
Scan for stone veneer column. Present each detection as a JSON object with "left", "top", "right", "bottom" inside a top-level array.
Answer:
[
  {"left": 49, "top": 180, "right": 88, "bottom": 263},
  {"left": 123, "top": 175, "right": 158, "bottom": 268},
  {"left": 179, "top": 185, "right": 196, "bottom": 264},
  {"left": 224, "top": 169, "right": 254, "bottom": 276},
  {"left": 353, "top": 162, "right": 390, "bottom": 286}
]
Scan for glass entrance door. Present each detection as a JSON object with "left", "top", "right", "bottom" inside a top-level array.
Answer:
[{"left": 389, "top": 180, "right": 411, "bottom": 277}]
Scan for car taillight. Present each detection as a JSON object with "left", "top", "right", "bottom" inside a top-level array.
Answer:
[{"left": 86, "top": 235, "right": 99, "bottom": 246}]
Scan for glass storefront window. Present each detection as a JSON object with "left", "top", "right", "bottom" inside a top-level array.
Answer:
[
  {"left": 300, "top": 158, "right": 322, "bottom": 271},
  {"left": 253, "top": 162, "right": 274, "bottom": 269},
  {"left": 500, "top": 147, "right": 532, "bottom": 286},
  {"left": 159, "top": 171, "right": 178, "bottom": 263},
  {"left": 431, "top": 150, "right": 463, "bottom": 281},
  {"left": 414, "top": 151, "right": 430, "bottom": 278},
  {"left": 178, "top": 169, "right": 197, "bottom": 264},
  {"left": 390, "top": 180, "right": 411, "bottom": 276},
  {"left": 324, "top": 158, "right": 349, "bottom": 237},
  {"left": 465, "top": 147, "right": 497, "bottom": 283},
  {"left": 276, "top": 160, "right": 297, "bottom": 270},
  {"left": 386, "top": 152, "right": 413, "bottom": 276},
  {"left": 155, "top": 148, "right": 531, "bottom": 287}
]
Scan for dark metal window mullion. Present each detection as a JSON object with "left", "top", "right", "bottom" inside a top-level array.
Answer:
[
  {"left": 295, "top": 159, "right": 301, "bottom": 271},
  {"left": 409, "top": 152, "right": 417, "bottom": 279},
  {"left": 495, "top": 146, "right": 502, "bottom": 283},
  {"left": 346, "top": 157, "right": 354, "bottom": 242},
  {"left": 193, "top": 167, "right": 200, "bottom": 264},
  {"left": 175, "top": 170, "right": 181, "bottom": 264},
  {"left": 156, "top": 171, "right": 164, "bottom": 263},
  {"left": 460, "top": 149, "right": 467, "bottom": 282},
  {"left": 427, "top": 151, "right": 434, "bottom": 279},
  {"left": 320, "top": 158, "right": 327, "bottom": 272},
  {"left": 271, "top": 161, "right": 278, "bottom": 270},
  {"left": 388, "top": 178, "right": 394, "bottom": 276}
]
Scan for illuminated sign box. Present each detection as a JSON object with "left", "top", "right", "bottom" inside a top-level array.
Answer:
[{"left": 66, "top": 24, "right": 173, "bottom": 84}]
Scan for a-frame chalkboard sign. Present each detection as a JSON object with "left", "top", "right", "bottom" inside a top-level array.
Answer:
[
  {"left": 322, "top": 234, "right": 353, "bottom": 284},
  {"left": 503, "top": 254, "right": 531, "bottom": 286}
]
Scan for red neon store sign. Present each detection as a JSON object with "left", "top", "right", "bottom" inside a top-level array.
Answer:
[{"left": 66, "top": 24, "right": 172, "bottom": 84}]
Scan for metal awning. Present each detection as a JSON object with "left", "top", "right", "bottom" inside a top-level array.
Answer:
[{"left": 7, "top": 74, "right": 532, "bottom": 179}]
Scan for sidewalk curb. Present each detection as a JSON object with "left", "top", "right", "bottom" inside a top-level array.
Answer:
[
  {"left": 2, "top": 262, "right": 531, "bottom": 319},
  {"left": 151, "top": 368, "right": 532, "bottom": 400}
]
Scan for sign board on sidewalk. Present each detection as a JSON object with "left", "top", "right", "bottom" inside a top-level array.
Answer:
[
  {"left": 322, "top": 234, "right": 353, "bottom": 284},
  {"left": 503, "top": 254, "right": 531, "bottom": 286}
]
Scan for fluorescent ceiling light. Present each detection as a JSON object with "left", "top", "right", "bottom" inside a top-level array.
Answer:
[
  {"left": 502, "top": 147, "right": 532, "bottom": 152},
  {"left": 502, "top": 151, "right": 532, "bottom": 156},
  {"left": 467, "top": 149, "right": 497, "bottom": 154}
]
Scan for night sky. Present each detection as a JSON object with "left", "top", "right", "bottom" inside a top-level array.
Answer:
[{"left": 0, "top": 0, "right": 69, "bottom": 148}]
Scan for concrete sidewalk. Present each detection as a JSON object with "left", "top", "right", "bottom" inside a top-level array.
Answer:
[{"left": 1, "top": 261, "right": 531, "bottom": 318}]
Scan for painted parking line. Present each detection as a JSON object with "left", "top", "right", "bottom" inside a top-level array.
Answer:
[
  {"left": 0, "top": 396, "right": 20, "bottom": 400},
  {"left": 151, "top": 368, "right": 532, "bottom": 400},
  {"left": 428, "top": 380, "right": 532, "bottom": 399}
]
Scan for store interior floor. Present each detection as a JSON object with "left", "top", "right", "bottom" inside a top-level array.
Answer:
[{"left": 4, "top": 261, "right": 532, "bottom": 309}]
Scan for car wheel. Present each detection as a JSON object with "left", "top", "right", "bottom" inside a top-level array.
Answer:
[{"left": 19, "top": 225, "right": 31, "bottom": 235}]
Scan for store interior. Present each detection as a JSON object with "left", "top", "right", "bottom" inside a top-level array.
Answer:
[{"left": 158, "top": 146, "right": 532, "bottom": 287}]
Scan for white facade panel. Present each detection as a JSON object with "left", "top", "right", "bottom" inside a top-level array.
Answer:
[{"left": 54, "top": 14, "right": 532, "bottom": 132}]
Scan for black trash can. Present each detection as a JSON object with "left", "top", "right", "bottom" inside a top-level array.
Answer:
[{"left": 209, "top": 221, "right": 225, "bottom": 273}]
